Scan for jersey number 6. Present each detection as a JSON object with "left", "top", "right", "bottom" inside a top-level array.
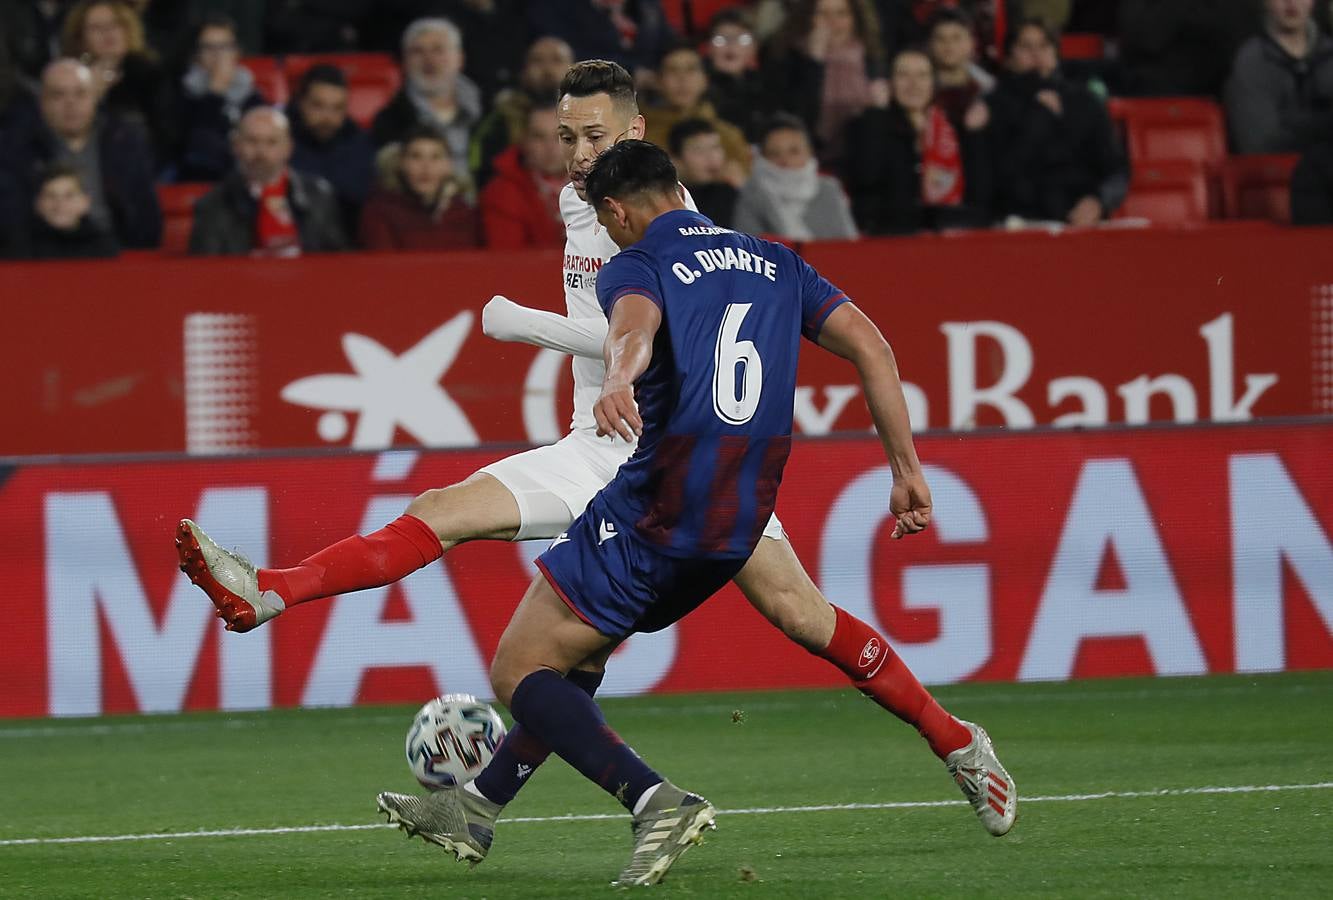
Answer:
[{"left": 712, "top": 302, "right": 763, "bottom": 425}]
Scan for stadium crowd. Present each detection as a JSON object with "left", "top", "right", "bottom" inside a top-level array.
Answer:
[{"left": 1, "top": 0, "right": 1331, "bottom": 260}]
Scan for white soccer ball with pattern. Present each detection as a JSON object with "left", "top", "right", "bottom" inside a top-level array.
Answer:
[{"left": 405, "top": 694, "right": 508, "bottom": 789}]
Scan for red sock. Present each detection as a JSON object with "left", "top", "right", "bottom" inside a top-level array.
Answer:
[
  {"left": 817, "top": 606, "right": 971, "bottom": 759},
  {"left": 257, "top": 514, "right": 443, "bottom": 606}
]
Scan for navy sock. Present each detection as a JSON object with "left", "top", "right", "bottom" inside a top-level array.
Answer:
[
  {"left": 509, "top": 668, "right": 661, "bottom": 811},
  {"left": 472, "top": 668, "right": 605, "bottom": 805}
]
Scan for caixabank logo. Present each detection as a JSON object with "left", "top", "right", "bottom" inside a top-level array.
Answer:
[{"left": 227, "top": 308, "right": 1285, "bottom": 453}]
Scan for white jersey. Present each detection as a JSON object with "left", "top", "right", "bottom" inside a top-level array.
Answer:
[{"left": 559, "top": 182, "right": 697, "bottom": 433}]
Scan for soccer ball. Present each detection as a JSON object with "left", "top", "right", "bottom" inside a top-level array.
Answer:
[{"left": 405, "top": 694, "right": 508, "bottom": 789}]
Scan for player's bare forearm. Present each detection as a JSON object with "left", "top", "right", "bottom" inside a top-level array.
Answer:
[
  {"left": 817, "top": 303, "right": 930, "bottom": 537},
  {"left": 594, "top": 294, "right": 662, "bottom": 441},
  {"left": 817, "top": 304, "right": 919, "bottom": 472},
  {"left": 856, "top": 342, "right": 922, "bottom": 478}
]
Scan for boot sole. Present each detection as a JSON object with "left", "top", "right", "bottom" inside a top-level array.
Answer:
[{"left": 175, "top": 519, "right": 259, "bottom": 633}]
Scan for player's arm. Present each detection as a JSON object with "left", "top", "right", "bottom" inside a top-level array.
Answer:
[
  {"left": 481, "top": 295, "right": 608, "bottom": 359},
  {"left": 594, "top": 295, "right": 662, "bottom": 442},
  {"left": 816, "top": 303, "right": 931, "bottom": 539}
]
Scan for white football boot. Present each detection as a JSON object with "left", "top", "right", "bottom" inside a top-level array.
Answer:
[
  {"left": 175, "top": 519, "right": 285, "bottom": 632},
  {"left": 945, "top": 721, "right": 1017, "bottom": 836},
  {"left": 377, "top": 787, "right": 500, "bottom": 865},
  {"left": 614, "top": 782, "right": 716, "bottom": 886}
]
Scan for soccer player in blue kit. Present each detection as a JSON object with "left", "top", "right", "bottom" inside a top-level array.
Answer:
[{"left": 376, "top": 140, "right": 1016, "bottom": 885}]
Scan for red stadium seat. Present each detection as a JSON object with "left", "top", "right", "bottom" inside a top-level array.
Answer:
[
  {"left": 157, "top": 183, "right": 214, "bottom": 254},
  {"left": 283, "top": 53, "right": 401, "bottom": 129},
  {"left": 1221, "top": 153, "right": 1300, "bottom": 223},
  {"left": 1060, "top": 33, "right": 1105, "bottom": 60},
  {"left": 1109, "top": 98, "right": 1228, "bottom": 217},
  {"left": 1117, "top": 161, "right": 1210, "bottom": 225},
  {"left": 240, "top": 55, "right": 288, "bottom": 106},
  {"left": 1108, "top": 97, "right": 1227, "bottom": 169}
]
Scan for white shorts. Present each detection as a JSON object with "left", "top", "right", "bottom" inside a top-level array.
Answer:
[{"left": 479, "top": 429, "right": 786, "bottom": 543}]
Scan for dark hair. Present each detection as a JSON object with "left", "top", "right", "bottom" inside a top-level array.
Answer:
[
  {"left": 401, "top": 122, "right": 449, "bottom": 148},
  {"left": 709, "top": 8, "right": 752, "bottom": 33},
  {"left": 584, "top": 139, "right": 678, "bottom": 209},
  {"left": 891, "top": 45, "right": 935, "bottom": 72},
  {"left": 37, "top": 161, "right": 86, "bottom": 191},
  {"left": 927, "top": 7, "right": 975, "bottom": 36},
  {"left": 558, "top": 59, "right": 638, "bottom": 115},
  {"left": 1006, "top": 17, "right": 1059, "bottom": 57},
  {"left": 193, "top": 11, "right": 239, "bottom": 48},
  {"left": 667, "top": 117, "right": 718, "bottom": 156},
  {"left": 297, "top": 63, "right": 348, "bottom": 98},
  {"left": 758, "top": 112, "right": 808, "bottom": 146},
  {"left": 660, "top": 39, "right": 702, "bottom": 66}
]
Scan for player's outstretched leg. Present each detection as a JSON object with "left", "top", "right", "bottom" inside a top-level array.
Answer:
[
  {"left": 736, "top": 538, "right": 972, "bottom": 755},
  {"left": 176, "top": 473, "right": 521, "bottom": 632},
  {"left": 376, "top": 783, "right": 503, "bottom": 865},
  {"left": 945, "top": 721, "right": 1017, "bottom": 836},
  {"left": 736, "top": 537, "right": 1018, "bottom": 835}
]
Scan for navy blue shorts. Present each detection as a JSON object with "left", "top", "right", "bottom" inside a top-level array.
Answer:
[{"left": 535, "top": 499, "right": 746, "bottom": 639}]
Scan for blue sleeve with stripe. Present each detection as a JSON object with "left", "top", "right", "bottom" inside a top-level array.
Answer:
[
  {"left": 596, "top": 248, "right": 664, "bottom": 318},
  {"left": 791, "top": 250, "right": 851, "bottom": 341}
]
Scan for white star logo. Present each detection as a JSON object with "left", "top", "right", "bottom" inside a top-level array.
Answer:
[{"left": 280, "top": 313, "right": 479, "bottom": 449}]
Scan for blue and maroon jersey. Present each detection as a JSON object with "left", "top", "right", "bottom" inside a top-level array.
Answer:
[{"left": 594, "top": 209, "right": 849, "bottom": 559}]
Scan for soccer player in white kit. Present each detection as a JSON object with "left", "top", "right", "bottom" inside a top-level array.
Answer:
[{"left": 175, "top": 60, "right": 1014, "bottom": 840}]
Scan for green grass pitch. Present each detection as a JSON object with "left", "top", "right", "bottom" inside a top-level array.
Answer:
[{"left": 2, "top": 672, "right": 1330, "bottom": 898}]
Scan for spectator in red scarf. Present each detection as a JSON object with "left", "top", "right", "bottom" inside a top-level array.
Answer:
[
  {"left": 927, "top": 8, "right": 996, "bottom": 127},
  {"left": 360, "top": 123, "right": 480, "bottom": 251},
  {"left": 479, "top": 100, "right": 567, "bottom": 249},
  {"left": 763, "top": 0, "right": 888, "bottom": 169},
  {"left": 846, "top": 47, "right": 993, "bottom": 234},
  {"left": 189, "top": 106, "right": 347, "bottom": 256}
]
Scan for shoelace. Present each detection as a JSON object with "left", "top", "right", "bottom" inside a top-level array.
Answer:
[{"left": 225, "top": 544, "right": 257, "bottom": 578}]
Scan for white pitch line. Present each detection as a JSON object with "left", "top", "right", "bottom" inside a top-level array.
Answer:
[{"left": 2, "top": 782, "right": 1329, "bottom": 848}]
